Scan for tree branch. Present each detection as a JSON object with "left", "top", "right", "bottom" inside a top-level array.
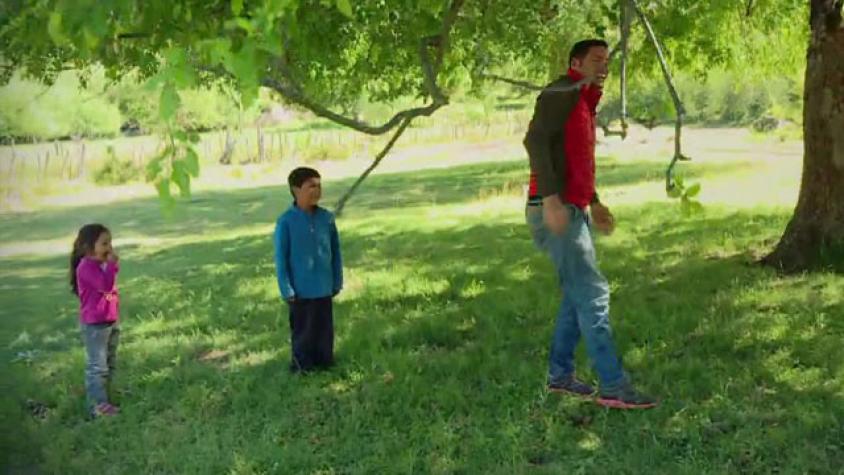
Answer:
[
  {"left": 618, "top": 0, "right": 631, "bottom": 138},
  {"left": 420, "top": 36, "right": 449, "bottom": 105},
  {"left": 478, "top": 73, "right": 543, "bottom": 91},
  {"left": 262, "top": 75, "right": 442, "bottom": 135},
  {"left": 204, "top": 0, "right": 463, "bottom": 213},
  {"left": 433, "top": 0, "right": 465, "bottom": 73},
  {"left": 330, "top": 0, "right": 465, "bottom": 213},
  {"left": 334, "top": 117, "right": 414, "bottom": 216},
  {"left": 607, "top": 40, "right": 623, "bottom": 62},
  {"left": 262, "top": 1, "right": 463, "bottom": 136},
  {"left": 116, "top": 32, "right": 149, "bottom": 39},
  {"left": 629, "top": 0, "right": 690, "bottom": 191},
  {"left": 745, "top": 0, "right": 755, "bottom": 18}
]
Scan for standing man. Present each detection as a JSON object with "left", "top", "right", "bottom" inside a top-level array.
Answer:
[{"left": 524, "top": 39, "right": 657, "bottom": 409}]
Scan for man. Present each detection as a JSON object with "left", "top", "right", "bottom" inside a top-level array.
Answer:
[{"left": 524, "top": 39, "right": 657, "bottom": 409}]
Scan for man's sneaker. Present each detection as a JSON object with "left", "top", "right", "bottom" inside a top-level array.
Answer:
[
  {"left": 597, "top": 384, "right": 658, "bottom": 409},
  {"left": 548, "top": 376, "right": 596, "bottom": 398}
]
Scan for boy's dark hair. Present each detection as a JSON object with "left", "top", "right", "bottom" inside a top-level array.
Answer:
[
  {"left": 70, "top": 223, "right": 110, "bottom": 295},
  {"left": 287, "top": 167, "right": 321, "bottom": 197},
  {"left": 569, "top": 39, "right": 609, "bottom": 67}
]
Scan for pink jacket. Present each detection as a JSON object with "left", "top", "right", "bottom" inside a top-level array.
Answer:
[{"left": 76, "top": 257, "right": 120, "bottom": 324}]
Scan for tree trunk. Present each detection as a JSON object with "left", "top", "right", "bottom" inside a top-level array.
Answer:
[
  {"left": 219, "top": 127, "right": 235, "bottom": 165},
  {"left": 763, "top": 1, "right": 844, "bottom": 273},
  {"left": 257, "top": 124, "right": 266, "bottom": 163}
]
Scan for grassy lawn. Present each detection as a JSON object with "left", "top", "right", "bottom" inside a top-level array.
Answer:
[{"left": 1, "top": 148, "right": 843, "bottom": 473}]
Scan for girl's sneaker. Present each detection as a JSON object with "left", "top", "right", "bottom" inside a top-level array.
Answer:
[{"left": 92, "top": 402, "right": 119, "bottom": 417}]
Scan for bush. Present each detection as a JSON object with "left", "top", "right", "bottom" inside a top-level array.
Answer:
[
  {"left": 0, "top": 70, "right": 122, "bottom": 142},
  {"left": 300, "top": 141, "right": 351, "bottom": 163},
  {"left": 599, "top": 69, "right": 803, "bottom": 128},
  {"left": 92, "top": 147, "right": 144, "bottom": 185}
]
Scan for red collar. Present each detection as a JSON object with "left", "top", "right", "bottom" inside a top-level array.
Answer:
[
  {"left": 567, "top": 68, "right": 602, "bottom": 109},
  {"left": 567, "top": 68, "right": 585, "bottom": 82}
]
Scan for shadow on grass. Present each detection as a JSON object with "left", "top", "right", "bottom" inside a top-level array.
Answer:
[
  {"left": 0, "top": 157, "right": 754, "bottom": 245},
  {"left": 1, "top": 163, "right": 840, "bottom": 472}
]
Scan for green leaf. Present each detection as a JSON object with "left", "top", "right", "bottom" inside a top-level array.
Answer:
[
  {"left": 155, "top": 179, "right": 172, "bottom": 200},
  {"left": 144, "top": 73, "right": 167, "bottom": 92},
  {"left": 146, "top": 159, "right": 162, "bottom": 182},
  {"left": 239, "top": 84, "right": 259, "bottom": 108},
  {"left": 667, "top": 186, "right": 682, "bottom": 199},
  {"left": 164, "top": 48, "right": 187, "bottom": 67},
  {"left": 680, "top": 200, "right": 692, "bottom": 217},
  {"left": 685, "top": 183, "right": 701, "bottom": 198},
  {"left": 690, "top": 201, "right": 704, "bottom": 215},
  {"left": 145, "top": 148, "right": 170, "bottom": 181},
  {"left": 232, "top": 0, "right": 244, "bottom": 15},
  {"left": 258, "top": 31, "right": 284, "bottom": 55},
  {"left": 184, "top": 148, "right": 200, "bottom": 177},
  {"left": 674, "top": 175, "right": 685, "bottom": 188},
  {"left": 419, "top": 0, "right": 443, "bottom": 15},
  {"left": 82, "top": 27, "right": 100, "bottom": 49},
  {"left": 336, "top": 0, "right": 353, "bottom": 18},
  {"left": 172, "top": 65, "right": 197, "bottom": 89},
  {"left": 159, "top": 84, "right": 181, "bottom": 122},
  {"left": 48, "top": 12, "right": 67, "bottom": 45},
  {"left": 208, "top": 38, "right": 233, "bottom": 66},
  {"left": 228, "top": 41, "right": 261, "bottom": 107},
  {"left": 225, "top": 17, "right": 255, "bottom": 34},
  {"left": 227, "top": 41, "right": 258, "bottom": 82},
  {"left": 172, "top": 161, "right": 191, "bottom": 197}
]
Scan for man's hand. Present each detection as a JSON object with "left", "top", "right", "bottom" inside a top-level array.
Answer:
[
  {"left": 591, "top": 202, "right": 615, "bottom": 235},
  {"left": 542, "top": 194, "right": 570, "bottom": 235}
]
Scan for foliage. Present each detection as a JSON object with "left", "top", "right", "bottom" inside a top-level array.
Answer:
[{"left": 0, "top": 0, "right": 810, "bottom": 200}]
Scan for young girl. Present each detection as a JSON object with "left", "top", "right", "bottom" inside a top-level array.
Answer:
[{"left": 70, "top": 224, "right": 121, "bottom": 417}]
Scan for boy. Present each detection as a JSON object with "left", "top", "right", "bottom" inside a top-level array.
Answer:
[{"left": 274, "top": 167, "right": 343, "bottom": 373}]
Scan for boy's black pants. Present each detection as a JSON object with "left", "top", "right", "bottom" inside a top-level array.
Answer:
[{"left": 289, "top": 297, "right": 334, "bottom": 372}]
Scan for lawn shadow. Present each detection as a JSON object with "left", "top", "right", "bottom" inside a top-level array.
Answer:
[{"left": 1, "top": 161, "right": 841, "bottom": 472}]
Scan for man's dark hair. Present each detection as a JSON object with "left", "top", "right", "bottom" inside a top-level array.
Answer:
[
  {"left": 568, "top": 39, "right": 609, "bottom": 67},
  {"left": 288, "top": 167, "right": 321, "bottom": 197}
]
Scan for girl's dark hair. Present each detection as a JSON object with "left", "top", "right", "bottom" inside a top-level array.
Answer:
[{"left": 70, "top": 224, "right": 110, "bottom": 295}]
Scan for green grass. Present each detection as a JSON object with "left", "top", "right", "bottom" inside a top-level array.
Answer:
[{"left": 1, "top": 154, "right": 843, "bottom": 474}]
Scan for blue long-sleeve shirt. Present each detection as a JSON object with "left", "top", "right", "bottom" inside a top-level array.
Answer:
[{"left": 273, "top": 203, "right": 343, "bottom": 300}]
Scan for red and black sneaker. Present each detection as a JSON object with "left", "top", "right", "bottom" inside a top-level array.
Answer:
[
  {"left": 548, "top": 376, "right": 596, "bottom": 398},
  {"left": 597, "top": 385, "right": 658, "bottom": 409}
]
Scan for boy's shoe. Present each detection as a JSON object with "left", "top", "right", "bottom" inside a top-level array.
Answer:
[
  {"left": 289, "top": 362, "right": 314, "bottom": 374},
  {"left": 596, "top": 384, "right": 658, "bottom": 409},
  {"left": 92, "top": 402, "right": 119, "bottom": 417},
  {"left": 547, "top": 376, "right": 596, "bottom": 398}
]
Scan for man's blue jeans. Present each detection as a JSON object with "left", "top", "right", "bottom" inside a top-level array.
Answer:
[{"left": 526, "top": 204, "right": 626, "bottom": 391}]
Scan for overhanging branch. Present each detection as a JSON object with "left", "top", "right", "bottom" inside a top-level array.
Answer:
[{"left": 629, "top": 0, "right": 690, "bottom": 191}]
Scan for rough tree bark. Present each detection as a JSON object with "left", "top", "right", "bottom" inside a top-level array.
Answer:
[{"left": 763, "top": 0, "right": 844, "bottom": 273}]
